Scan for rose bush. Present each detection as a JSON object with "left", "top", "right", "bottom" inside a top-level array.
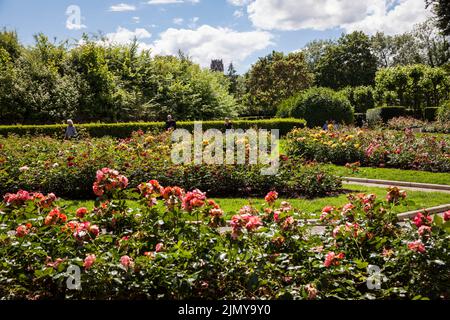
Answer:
[
  {"left": 286, "top": 127, "right": 450, "bottom": 172},
  {"left": 0, "top": 131, "right": 341, "bottom": 199},
  {"left": 386, "top": 117, "right": 450, "bottom": 134},
  {"left": 0, "top": 170, "right": 448, "bottom": 299}
]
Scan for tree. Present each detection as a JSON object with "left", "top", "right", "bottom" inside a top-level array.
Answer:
[
  {"left": 243, "top": 51, "right": 313, "bottom": 117},
  {"left": 301, "top": 39, "right": 334, "bottom": 71},
  {"left": 427, "top": 0, "right": 450, "bottom": 36},
  {"left": 315, "top": 31, "right": 378, "bottom": 89},
  {"left": 413, "top": 18, "right": 450, "bottom": 67},
  {"left": 371, "top": 32, "right": 423, "bottom": 68},
  {"left": 375, "top": 64, "right": 450, "bottom": 115},
  {"left": 210, "top": 59, "right": 224, "bottom": 73},
  {"left": 226, "top": 62, "right": 239, "bottom": 96}
]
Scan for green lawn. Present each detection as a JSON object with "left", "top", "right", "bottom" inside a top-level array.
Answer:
[
  {"left": 324, "top": 164, "right": 450, "bottom": 186},
  {"left": 279, "top": 139, "right": 450, "bottom": 186},
  {"left": 60, "top": 184, "right": 449, "bottom": 219}
]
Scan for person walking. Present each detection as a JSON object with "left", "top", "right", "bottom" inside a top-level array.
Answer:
[
  {"left": 165, "top": 115, "right": 177, "bottom": 131},
  {"left": 224, "top": 117, "right": 233, "bottom": 130},
  {"left": 64, "top": 119, "right": 78, "bottom": 140}
]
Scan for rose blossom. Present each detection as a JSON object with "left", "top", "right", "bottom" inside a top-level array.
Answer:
[
  {"left": 412, "top": 212, "right": 432, "bottom": 228},
  {"left": 408, "top": 240, "right": 426, "bottom": 253},
  {"left": 16, "top": 225, "right": 29, "bottom": 238},
  {"left": 76, "top": 207, "right": 88, "bottom": 219},
  {"left": 120, "top": 255, "right": 133, "bottom": 269},
  {"left": 305, "top": 284, "right": 318, "bottom": 300},
  {"left": 264, "top": 191, "right": 278, "bottom": 204},
  {"left": 83, "top": 254, "right": 96, "bottom": 269},
  {"left": 443, "top": 210, "right": 450, "bottom": 222},
  {"left": 155, "top": 243, "right": 164, "bottom": 253}
]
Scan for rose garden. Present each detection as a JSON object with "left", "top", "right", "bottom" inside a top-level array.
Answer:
[{"left": 1, "top": 5, "right": 450, "bottom": 300}]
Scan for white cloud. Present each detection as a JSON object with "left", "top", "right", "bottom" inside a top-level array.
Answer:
[
  {"left": 245, "top": 0, "right": 431, "bottom": 35},
  {"left": 150, "top": 25, "right": 274, "bottom": 67},
  {"left": 228, "top": 0, "right": 250, "bottom": 6},
  {"left": 109, "top": 3, "right": 136, "bottom": 12},
  {"left": 342, "top": 0, "right": 432, "bottom": 35},
  {"left": 66, "top": 21, "right": 87, "bottom": 30},
  {"left": 233, "top": 9, "right": 244, "bottom": 18},
  {"left": 104, "top": 27, "right": 152, "bottom": 45},
  {"left": 132, "top": 16, "right": 140, "bottom": 23},
  {"left": 173, "top": 17, "right": 184, "bottom": 25}
]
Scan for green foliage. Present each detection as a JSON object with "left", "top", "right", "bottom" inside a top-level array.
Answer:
[
  {"left": 315, "top": 32, "right": 378, "bottom": 89},
  {"left": 0, "top": 178, "right": 448, "bottom": 299},
  {"left": 374, "top": 64, "right": 450, "bottom": 115},
  {"left": 437, "top": 100, "right": 450, "bottom": 122},
  {"left": 0, "top": 128, "right": 336, "bottom": 200},
  {"left": 0, "top": 31, "right": 239, "bottom": 124},
  {"left": 243, "top": 51, "right": 313, "bottom": 117},
  {"left": 340, "top": 86, "right": 375, "bottom": 114},
  {"left": 427, "top": 0, "right": 450, "bottom": 36},
  {"left": 286, "top": 127, "right": 450, "bottom": 172},
  {"left": 284, "top": 87, "right": 354, "bottom": 128},
  {"left": 424, "top": 107, "right": 439, "bottom": 121},
  {"left": 0, "top": 119, "right": 306, "bottom": 138},
  {"left": 367, "top": 107, "right": 407, "bottom": 125}
]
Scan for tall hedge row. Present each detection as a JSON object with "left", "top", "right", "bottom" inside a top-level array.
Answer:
[{"left": 0, "top": 119, "right": 306, "bottom": 138}]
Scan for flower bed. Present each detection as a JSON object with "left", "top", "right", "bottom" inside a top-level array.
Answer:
[
  {"left": 0, "top": 170, "right": 449, "bottom": 299},
  {"left": 285, "top": 127, "right": 450, "bottom": 172},
  {"left": 0, "top": 131, "right": 341, "bottom": 199},
  {"left": 386, "top": 117, "right": 450, "bottom": 134}
]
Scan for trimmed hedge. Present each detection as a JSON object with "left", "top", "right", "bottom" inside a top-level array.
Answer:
[
  {"left": 424, "top": 107, "right": 438, "bottom": 121},
  {"left": 288, "top": 87, "right": 354, "bottom": 128},
  {"left": 366, "top": 106, "right": 406, "bottom": 125},
  {"left": 0, "top": 119, "right": 306, "bottom": 138}
]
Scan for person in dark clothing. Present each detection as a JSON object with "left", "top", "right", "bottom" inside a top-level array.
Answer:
[
  {"left": 64, "top": 119, "right": 78, "bottom": 140},
  {"left": 165, "top": 115, "right": 176, "bottom": 131},
  {"left": 224, "top": 117, "right": 233, "bottom": 130}
]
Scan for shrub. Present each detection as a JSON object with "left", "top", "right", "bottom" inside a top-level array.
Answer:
[
  {"left": 289, "top": 87, "right": 354, "bottom": 127},
  {"left": 340, "top": 86, "right": 375, "bottom": 114},
  {"left": 0, "top": 130, "right": 338, "bottom": 200},
  {"left": 424, "top": 107, "right": 438, "bottom": 121},
  {"left": 0, "top": 119, "right": 306, "bottom": 138},
  {"left": 366, "top": 107, "right": 406, "bottom": 125},
  {"left": 285, "top": 127, "right": 450, "bottom": 172},
  {"left": 375, "top": 64, "right": 450, "bottom": 115},
  {"left": 1, "top": 176, "right": 448, "bottom": 299},
  {"left": 437, "top": 100, "right": 450, "bottom": 123}
]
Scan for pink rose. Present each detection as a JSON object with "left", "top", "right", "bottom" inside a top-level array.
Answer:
[
  {"left": 120, "top": 255, "right": 133, "bottom": 269},
  {"left": 155, "top": 243, "right": 164, "bottom": 253},
  {"left": 408, "top": 240, "right": 426, "bottom": 253},
  {"left": 443, "top": 210, "right": 450, "bottom": 222},
  {"left": 83, "top": 254, "right": 96, "bottom": 269}
]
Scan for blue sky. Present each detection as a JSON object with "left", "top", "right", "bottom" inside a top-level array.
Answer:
[{"left": 0, "top": 0, "right": 431, "bottom": 73}]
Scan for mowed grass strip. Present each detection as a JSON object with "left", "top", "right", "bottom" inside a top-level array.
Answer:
[
  {"left": 324, "top": 164, "right": 450, "bottom": 186},
  {"left": 60, "top": 185, "right": 450, "bottom": 220}
]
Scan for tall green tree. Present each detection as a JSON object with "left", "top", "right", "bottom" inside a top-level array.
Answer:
[
  {"left": 226, "top": 62, "right": 239, "bottom": 96},
  {"left": 315, "top": 31, "right": 378, "bottom": 89},
  {"left": 243, "top": 51, "right": 313, "bottom": 117},
  {"left": 427, "top": 0, "right": 450, "bottom": 36}
]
